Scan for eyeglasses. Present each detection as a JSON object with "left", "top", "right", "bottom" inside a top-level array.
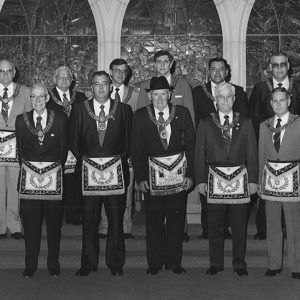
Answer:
[
  {"left": 216, "top": 95, "right": 235, "bottom": 102},
  {"left": 0, "top": 69, "right": 14, "bottom": 76},
  {"left": 92, "top": 82, "right": 110, "bottom": 88},
  {"left": 112, "top": 68, "right": 127, "bottom": 75},
  {"left": 30, "top": 95, "right": 47, "bottom": 101},
  {"left": 271, "top": 99, "right": 289, "bottom": 105},
  {"left": 56, "top": 75, "right": 72, "bottom": 80},
  {"left": 271, "top": 62, "right": 288, "bottom": 69}
]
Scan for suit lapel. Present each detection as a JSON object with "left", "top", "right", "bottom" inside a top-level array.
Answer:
[
  {"left": 278, "top": 114, "right": 294, "bottom": 154},
  {"left": 206, "top": 82, "right": 217, "bottom": 113},
  {"left": 122, "top": 86, "right": 128, "bottom": 102},
  {"left": 102, "top": 99, "right": 115, "bottom": 147},
  {"left": 52, "top": 87, "right": 63, "bottom": 101},
  {"left": 7, "top": 83, "right": 18, "bottom": 123}
]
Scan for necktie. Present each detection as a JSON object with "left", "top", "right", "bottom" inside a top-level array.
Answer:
[
  {"left": 62, "top": 93, "right": 71, "bottom": 116},
  {"left": 36, "top": 116, "right": 43, "bottom": 146},
  {"left": 222, "top": 115, "right": 231, "bottom": 153},
  {"left": 158, "top": 112, "right": 168, "bottom": 150},
  {"left": 273, "top": 118, "right": 281, "bottom": 153},
  {"left": 278, "top": 83, "right": 282, "bottom": 88},
  {"left": 98, "top": 105, "right": 106, "bottom": 146},
  {"left": 1, "top": 87, "right": 9, "bottom": 123},
  {"left": 115, "top": 88, "right": 121, "bottom": 102}
]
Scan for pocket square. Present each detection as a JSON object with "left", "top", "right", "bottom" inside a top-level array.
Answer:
[{"left": 51, "top": 133, "right": 55, "bottom": 137}]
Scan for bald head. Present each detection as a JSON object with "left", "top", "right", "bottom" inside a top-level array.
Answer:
[{"left": 0, "top": 59, "right": 16, "bottom": 87}]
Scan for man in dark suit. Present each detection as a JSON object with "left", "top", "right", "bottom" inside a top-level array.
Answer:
[
  {"left": 192, "top": 57, "right": 249, "bottom": 239},
  {"left": 131, "top": 76, "right": 195, "bottom": 275},
  {"left": 99, "top": 58, "right": 139, "bottom": 240},
  {"left": 195, "top": 82, "right": 258, "bottom": 276},
  {"left": 68, "top": 71, "right": 132, "bottom": 276},
  {"left": 16, "top": 83, "right": 68, "bottom": 277},
  {"left": 249, "top": 52, "right": 300, "bottom": 240},
  {"left": 137, "top": 50, "right": 195, "bottom": 126},
  {"left": 48, "top": 66, "right": 86, "bottom": 225}
]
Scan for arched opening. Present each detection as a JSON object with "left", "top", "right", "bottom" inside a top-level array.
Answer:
[
  {"left": 0, "top": 0, "right": 97, "bottom": 92},
  {"left": 121, "top": 0, "right": 222, "bottom": 87}
]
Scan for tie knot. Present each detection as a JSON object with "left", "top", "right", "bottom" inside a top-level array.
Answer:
[
  {"left": 37, "top": 116, "right": 42, "bottom": 122},
  {"left": 278, "top": 83, "right": 283, "bottom": 88},
  {"left": 3, "top": 87, "right": 8, "bottom": 92},
  {"left": 115, "top": 88, "right": 119, "bottom": 92},
  {"left": 277, "top": 118, "right": 281, "bottom": 124},
  {"left": 100, "top": 105, "right": 105, "bottom": 110},
  {"left": 159, "top": 112, "right": 164, "bottom": 116},
  {"left": 224, "top": 115, "right": 229, "bottom": 120}
]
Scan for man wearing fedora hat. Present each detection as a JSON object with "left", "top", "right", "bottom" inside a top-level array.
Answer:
[{"left": 131, "top": 76, "right": 195, "bottom": 275}]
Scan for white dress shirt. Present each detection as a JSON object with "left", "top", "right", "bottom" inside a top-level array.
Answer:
[
  {"left": 273, "top": 77, "right": 289, "bottom": 90},
  {"left": 154, "top": 106, "right": 171, "bottom": 143},
  {"left": 0, "top": 82, "right": 14, "bottom": 116},
  {"left": 93, "top": 98, "right": 111, "bottom": 128},
  {"left": 33, "top": 109, "right": 48, "bottom": 129},
  {"left": 56, "top": 87, "right": 70, "bottom": 101},
  {"left": 219, "top": 111, "right": 233, "bottom": 136},
  {"left": 273, "top": 112, "right": 289, "bottom": 143},
  {"left": 111, "top": 84, "right": 124, "bottom": 102}
]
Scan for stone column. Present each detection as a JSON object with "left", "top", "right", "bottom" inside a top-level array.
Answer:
[
  {"left": 89, "top": 0, "right": 129, "bottom": 71},
  {"left": 214, "top": 0, "right": 255, "bottom": 88}
]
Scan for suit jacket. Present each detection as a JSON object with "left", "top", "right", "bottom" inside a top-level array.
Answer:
[
  {"left": 15, "top": 109, "right": 68, "bottom": 164},
  {"left": 47, "top": 87, "right": 86, "bottom": 117},
  {"left": 194, "top": 113, "right": 258, "bottom": 185},
  {"left": 131, "top": 104, "right": 195, "bottom": 184},
  {"left": 0, "top": 84, "right": 32, "bottom": 131},
  {"left": 249, "top": 76, "right": 300, "bottom": 140},
  {"left": 192, "top": 82, "right": 249, "bottom": 129},
  {"left": 119, "top": 85, "right": 139, "bottom": 113},
  {"left": 68, "top": 99, "right": 133, "bottom": 182},
  {"left": 137, "top": 75, "right": 195, "bottom": 126},
  {"left": 258, "top": 114, "right": 300, "bottom": 184}
]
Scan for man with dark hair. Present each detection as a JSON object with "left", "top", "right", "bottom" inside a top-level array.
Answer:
[
  {"left": 16, "top": 83, "right": 68, "bottom": 277},
  {"left": 249, "top": 52, "right": 300, "bottom": 240},
  {"left": 48, "top": 66, "right": 86, "bottom": 225},
  {"left": 259, "top": 87, "right": 300, "bottom": 279},
  {"left": 192, "top": 57, "right": 249, "bottom": 239},
  {"left": 131, "top": 76, "right": 195, "bottom": 275},
  {"left": 137, "top": 50, "right": 195, "bottom": 126},
  {"left": 0, "top": 58, "right": 31, "bottom": 240},
  {"left": 195, "top": 82, "right": 258, "bottom": 277},
  {"left": 68, "top": 71, "right": 132, "bottom": 276},
  {"left": 99, "top": 58, "right": 138, "bottom": 240}
]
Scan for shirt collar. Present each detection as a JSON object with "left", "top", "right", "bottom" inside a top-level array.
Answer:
[
  {"left": 274, "top": 111, "right": 289, "bottom": 125},
  {"left": 93, "top": 98, "right": 111, "bottom": 109},
  {"left": 56, "top": 87, "right": 70, "bottom": 100},
  {"left": 33, "top": 109, "right": 47, "bottom": 122},
  {"left": 165, "top": 74, "right": 172, "bottom": 85},
  {"left": 273, "top": 77, "right": 289, "bottom": 89},
  {"left": 113, "top": 84, "right": 124, "bottom": 92},
  {"left": 219, "top": 110, "right": 233, "bottom": 121},
  {"left": 154, "top": 105, "right": 169, "bottom": 119},
  {"left": 0, "top": 82, "right": 14, "bottom": 94}
]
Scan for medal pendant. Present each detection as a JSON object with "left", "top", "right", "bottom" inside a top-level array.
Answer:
[
  {"left": 160, "top": 129, "right": 168, "bottom": 139},
  {"left": 98, "top": 122, "right": 106, "bottom": 131},
  {"left": 38, "top": 131, "right": 44, "bottom": 138}
]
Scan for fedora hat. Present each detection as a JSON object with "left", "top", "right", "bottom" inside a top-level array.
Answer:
[{"left": 145, "top": 76, "right": 174, "bottom": 92}]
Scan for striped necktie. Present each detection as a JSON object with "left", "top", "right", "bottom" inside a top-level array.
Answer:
[
  {"left": 1, "top": 87, "right": 9, "bottom": 123},
  {"left": 158, "top": 112, "right": 168, "bottom": 150},
  {"left": 273, "top": 118, "right": 281, "bottom": 153},
  {"left": 222, "top": 115, "right": 231, "bottom": 153}
]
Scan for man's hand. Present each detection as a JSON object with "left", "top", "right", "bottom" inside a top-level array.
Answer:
[
  {"left": 248, "top": 183, "right": 258, "bottom": 195},
  {"left": 183, "top": 177, "right": 193, "bottom": 191},
  {"left": 138, "top": 181, "right": 149, "bottom": 193},
  {"left": 196, "top": 183, "right": 207, "bottom": 195}
]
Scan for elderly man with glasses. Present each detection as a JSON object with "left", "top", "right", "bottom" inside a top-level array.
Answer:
[
  {"left": 0, "top": 58, "right": 31, "bottom": 240},
  {"left": 48, "top": 66, "right": 86, "bottom": 225},
  {"left": 195, "top": 82, "right": 258, "bottom": 277}
]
